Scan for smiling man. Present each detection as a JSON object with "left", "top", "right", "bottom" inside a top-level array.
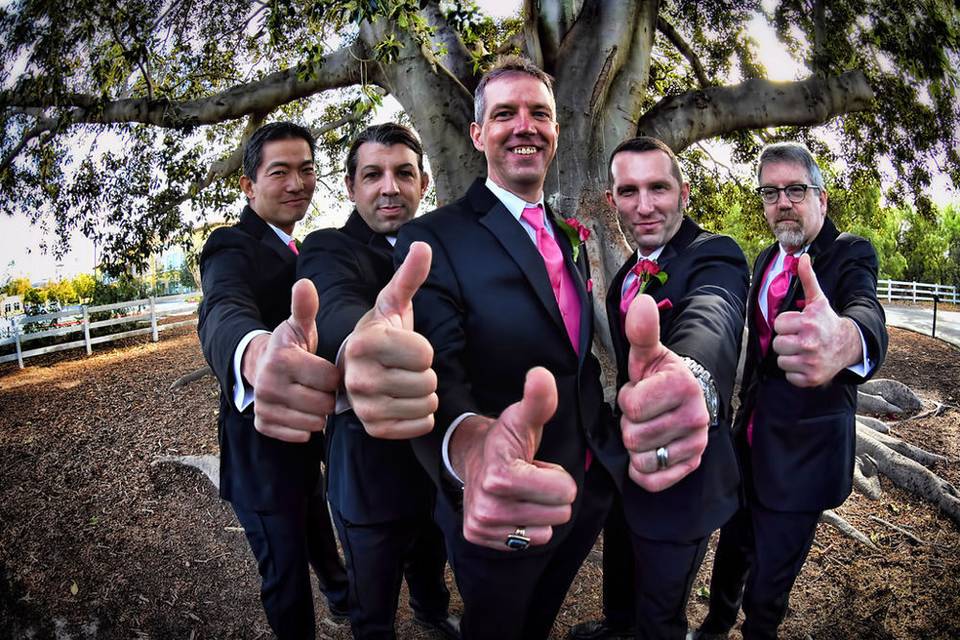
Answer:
[
  {"left": 341, "top": 58, "right": 713, "bottom": 639},
  {"left": 692, "top": 142, "right": 888, "bottom": 640},
  {"left": 197, "top": 121, "right": 348, "bottom": 639},
  {"left": 297, "top": 123, "right": 459, "bottom": 640},
  {"left": 569, "top": 137, "right": 749, "bottom": 640}
]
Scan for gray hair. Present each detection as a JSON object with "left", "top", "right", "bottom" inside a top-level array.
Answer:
[
  {"left": 756, "top": 142, "right": 825, "bottom": 188},
  {"left": 474, "top": 55, "right": 555, "bottom": 123}
]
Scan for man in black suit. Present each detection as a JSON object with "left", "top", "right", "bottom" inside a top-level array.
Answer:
[
  {"left": 570, "top": 137, "right": 748, "bottom": 640},
  {"left": 297, "top": 123, "right": 458, "bottom": 640},
  {"left": 340, "top": 57, "right": 714, "bottom": 640},
  {"left": 198, "top": 121, "right": 348, "bottom": 639},
  {"left": 692, "top": 142, "right": 888, "bottom": 640}
]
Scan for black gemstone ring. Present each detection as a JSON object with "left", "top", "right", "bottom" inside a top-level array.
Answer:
[{"left": 505, "top": 526, "right": 531, "bottom": 551}]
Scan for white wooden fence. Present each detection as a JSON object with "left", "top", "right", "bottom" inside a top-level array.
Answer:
[
  {"left": 0, "top": 294, "right": 199, "bottom": 368},
  {"left": 878, "top": 279, "right": 958, "bottom": 304}
]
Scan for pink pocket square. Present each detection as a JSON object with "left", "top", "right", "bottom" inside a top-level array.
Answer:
[
  {"left": 795, "top": 298, "right": 806, "bottom": 310},
  {"left": 657, "top": 298, "right": 673, "bottom": 311},
  {"left": 586, "top": 278, "right": 593, "bottom": 293}
]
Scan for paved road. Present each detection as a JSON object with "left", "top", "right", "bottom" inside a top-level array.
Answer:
[{"left": 884, "top": 305, "right": 960, "bottom": 348}]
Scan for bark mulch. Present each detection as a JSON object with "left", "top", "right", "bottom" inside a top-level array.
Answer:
[{"left": 0, "top": 325, "right": 957, "bottom": 639}]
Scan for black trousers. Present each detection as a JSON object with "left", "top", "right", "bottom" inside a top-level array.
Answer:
[
  {"left": 332, "top": 507, "right": 451, "bottom": 640},
  {"left": 600, "top": 494, "right": 710, "bottom": 640},
  {"left": 232, "top": 477, "right": 349, "bottom": 640},
  {"left": 700, "top": 502, "right": 820, "bottom": 640},
  {"left": 439, "top": 462, "right": 615, "bottom": 640}
]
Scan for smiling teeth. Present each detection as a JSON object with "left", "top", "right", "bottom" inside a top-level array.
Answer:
[{"left": 513, "top": 147, "right": 537, "bottom": 155}]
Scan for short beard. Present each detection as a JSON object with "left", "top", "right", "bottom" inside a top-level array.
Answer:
[{"left": 773, "top": 222, "right": 805, "bottom": 251}]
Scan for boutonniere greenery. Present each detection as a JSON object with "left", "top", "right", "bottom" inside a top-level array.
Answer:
[
  {"left": 554, "top": 216, "right": 591, "bottom": 262},
  {"left": 632, "top": 258, "right": 668, "bottom": 293}
]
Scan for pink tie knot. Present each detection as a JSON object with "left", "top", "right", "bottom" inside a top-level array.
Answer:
[
  {"left": 783, "top": 254, "right": 799, "bottom": 275},
  {"left": 287, "top": 239, "right": 299, "bottom": 256},
  {"left": 521, "top": 205, "right": 545, "bottom": 229}
]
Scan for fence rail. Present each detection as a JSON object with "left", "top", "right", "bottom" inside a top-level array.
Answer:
[
  {"left": 0, "top": 294, "right": 199, "bottom": 368},
  {"left": 878, "top": 279, "right": 958, "bottom": 304}
]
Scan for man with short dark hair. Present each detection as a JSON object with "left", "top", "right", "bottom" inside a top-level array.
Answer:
[
  {"left": 297, "top": 123, "right": 459, "bottom": 640},
  {"left": 198, "top": 121, "right": 349, "bottom": 638},
  {"left": 692, "top": 142, "right": 888, "bottom": 640},
  {"left": 343, "top": 57, "right": 713, "bottom": 640},
  {"left": 569, "top": 136, "right": 748, "bottom": 640}
]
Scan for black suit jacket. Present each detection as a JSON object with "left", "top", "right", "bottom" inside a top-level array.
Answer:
[
  {"left": 198, "top": 206, "right": 324, "bottom": 511},
  {"left": 606, "top": 216, "right": 749, "bottom": 541},
  {"left": 298, "top": 211, "right": 436, "bottom": 525},
  {"left": 735, "top": 216, "right": 888, "bottom": 513},
  {"left": 395, "top": 180, "right": 623, "bottom": 547}
]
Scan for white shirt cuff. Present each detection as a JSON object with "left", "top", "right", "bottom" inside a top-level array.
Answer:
[
  {"left": 232, "top": 330, "right": 270, "bottom": 411},
  {"left": 845, "top": 322, "right": 873, "bottom": 377},
  {"left": 334, "top": 333, "right": 353, "bottom": 415},
  {"left": 442, "top": 412, "right": 477, "bottom": 485}
]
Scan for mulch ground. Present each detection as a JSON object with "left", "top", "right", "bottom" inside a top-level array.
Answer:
[{"left": 0, "top": 325, "right": 958, "bottom": 639}]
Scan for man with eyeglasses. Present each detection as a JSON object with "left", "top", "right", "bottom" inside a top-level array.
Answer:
[{"left": 691, "top": 142, "right": 887, "bottom": 640}]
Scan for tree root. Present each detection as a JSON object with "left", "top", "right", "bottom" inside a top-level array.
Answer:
[
  {"left": 857, "top": 391, "right": 904, "bottom": 416},
  {"left": 854, "top": 454, "right": 882, "bottom": 500},
  {"left": 868, "top": 515, "right": 926, "bottom": 545},
  {"left": 859, "top": 379, "right": 922, "bottom": 413},
  {"left": 893, "top": 401, "right": 948, "bottom": 425},
  {"left": 820, "top": 509, "right": 878, "bottom": 550},
  {"left": 856, "top": 425, "right": 946, "bottom": 467},
  {"left": 169, "top": 365, "right": 213, "bottom": 390},
  {"left": 856, "top": 415, "right": 890, "bottom": 434},
  {"left": 153, "top": 454, "right": 220, "bottom": 489},
  {"left": 855, "top": 431, "right": 960, "bottom": 526}
]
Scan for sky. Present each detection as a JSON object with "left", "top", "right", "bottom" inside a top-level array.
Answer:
[{"left": 1, "top": 0, "right": 955, "bottom": 284}]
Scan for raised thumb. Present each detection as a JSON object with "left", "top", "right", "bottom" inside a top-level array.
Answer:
[
  {"left": 375, "top": 241, "right": 432, "bottom": 327},
  {"left": 287, "top": 278, "right": 320, "bottom": 349},
  {"left": 625, "top": 293, "right": 663, "bottom": 381},
  {"left": 511, "top": 367, "right": 559, "bottom": 460},
  {"left": 797, "top": 253, "right": 824, "bottom": 305}
]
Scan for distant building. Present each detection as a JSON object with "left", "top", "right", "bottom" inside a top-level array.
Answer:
[{"left": 2, "top": 295, "right": 23, "bottom": 317}]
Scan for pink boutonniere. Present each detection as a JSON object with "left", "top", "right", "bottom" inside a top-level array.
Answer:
[
  {"left": 555, "top": 216, "right": 591, "bottom": 262},
  {"left": 631, "top": 258, "right": 668, "bottom": 294}
]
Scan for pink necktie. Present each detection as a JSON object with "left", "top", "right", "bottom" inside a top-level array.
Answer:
[
  {"left": 748, "top": 253, "right": 799, "bottom": 445},
  {"left": 287, "top": 239, "right": 299, "bottom": 256},
  {"left": 521, "top": 206, "right": 581, "bottom": 355}
]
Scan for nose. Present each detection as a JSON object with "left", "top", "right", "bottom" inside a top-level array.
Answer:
[
  {"left": 514, "top": 110, "right": 536, "bottom": 134},
  {"left": 776, "top": 188, "right": 793, "bottom": 207},
  {"left": 382, "top": 172, "right": 399, "bottom": 195},
  {"left": 636, "top": 189, "right": 655, "bottom": 214},
  {"left": 286, "top": 172, "right": 304, "bottom": 191}
]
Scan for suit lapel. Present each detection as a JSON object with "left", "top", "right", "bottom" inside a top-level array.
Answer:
[
  {"left": 552, "top": 212, "right": 592, "bottom": 359},
  {"left": 240, "top": 206, "right": 295, "bottom": 264},
  {"left": 343, "top": 210, "right": 393, "bottom": 259},
  {"left": 749, "top": 243, "right": 778, "bottom": 361}
]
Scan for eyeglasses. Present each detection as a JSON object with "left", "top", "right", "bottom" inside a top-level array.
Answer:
[{"left": 756, "top": 184, "right": 821, "bottom": 204}]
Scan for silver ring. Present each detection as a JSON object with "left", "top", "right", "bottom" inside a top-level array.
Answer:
[
  {"left": 505, "top": 526, "right": 531, "bottom": 551},
  {"left": 656, "top": 446, "right": 669, "bottom": 470}
]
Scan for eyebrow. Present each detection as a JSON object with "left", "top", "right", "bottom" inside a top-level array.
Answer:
[
  {"left": 360, "top": 162, "right": 416, "bottom": 172},
  {"left": 264, "top": 159, "right": 313, "bottom": 171}
]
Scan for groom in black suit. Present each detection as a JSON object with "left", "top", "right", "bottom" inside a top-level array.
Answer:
[
  {"left": 692, "top": 142, "right": 887, "bottom": 640},
  {"left": 341, "top": 57, "right": 716, "bottom": 640},
  {"left": 198, "top": 122, "right": 348, "bottom": 639},
  {"left": 297, "top": 123, "right": 458, "bottom": 640},
  {"left": 569, "top": 137, "right": 748, "bottom": 640}
]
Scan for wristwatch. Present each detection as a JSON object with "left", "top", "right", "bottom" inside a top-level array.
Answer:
[{"left": 680, "top": 356, "right": 719, "bottom": 426}]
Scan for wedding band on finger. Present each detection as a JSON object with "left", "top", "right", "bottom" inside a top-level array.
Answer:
[
  {"left": 505, "top": 526, "right": 531, "bottom": 551},
  {"left": 656, "top": 446, "right": 669, "bottom": 470}
]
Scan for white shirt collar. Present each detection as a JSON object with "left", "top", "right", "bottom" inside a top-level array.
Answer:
[
  {"left": 485, "top": 178, "right": 545, "bottom": 223},
  {"left": 267, "top": 222, "right": 294, "bottom": 246},
  {"left": 634, "top": 245, "right": 665, "bottom": 263}
]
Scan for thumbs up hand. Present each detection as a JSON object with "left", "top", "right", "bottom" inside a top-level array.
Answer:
[
  {"left": 344, "top": 241, "right": 439, "bottom": 439},
  {"left": 453, "top": 367, "right": 578, "bottom": 550},
  {"left": 618, "top": 294, "right": 708, "bottom": 492},
  {"left": 247, "top": 278, "right": 340, "bottom": 442},
  {"left": 772, "top": 253, "right": 864, "bottom": 387}
]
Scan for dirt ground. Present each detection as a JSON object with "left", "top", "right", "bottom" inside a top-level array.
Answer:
[{"left": 0, "top": 325, "right": 958, "bottom": 639}]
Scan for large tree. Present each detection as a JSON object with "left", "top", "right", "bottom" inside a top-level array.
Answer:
[{"left": 1, "top": 0, "right": 958, "bottom": 332}]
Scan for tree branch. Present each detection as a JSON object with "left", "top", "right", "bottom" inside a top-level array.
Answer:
[
  {"left": 419, "top": 2, "right": 476, "bottom": 91},
  {"left": 637, "top": 71, "right": 875, "bottom": 152},
  {"left": 0, "top": 42, "right": 365, "bottom": 129},
  {"left": 0, "top": 117, "right": 58, "bottom": 175},
  {"left": 657, "top": 16, "right": 710, "bottom": 88}
]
